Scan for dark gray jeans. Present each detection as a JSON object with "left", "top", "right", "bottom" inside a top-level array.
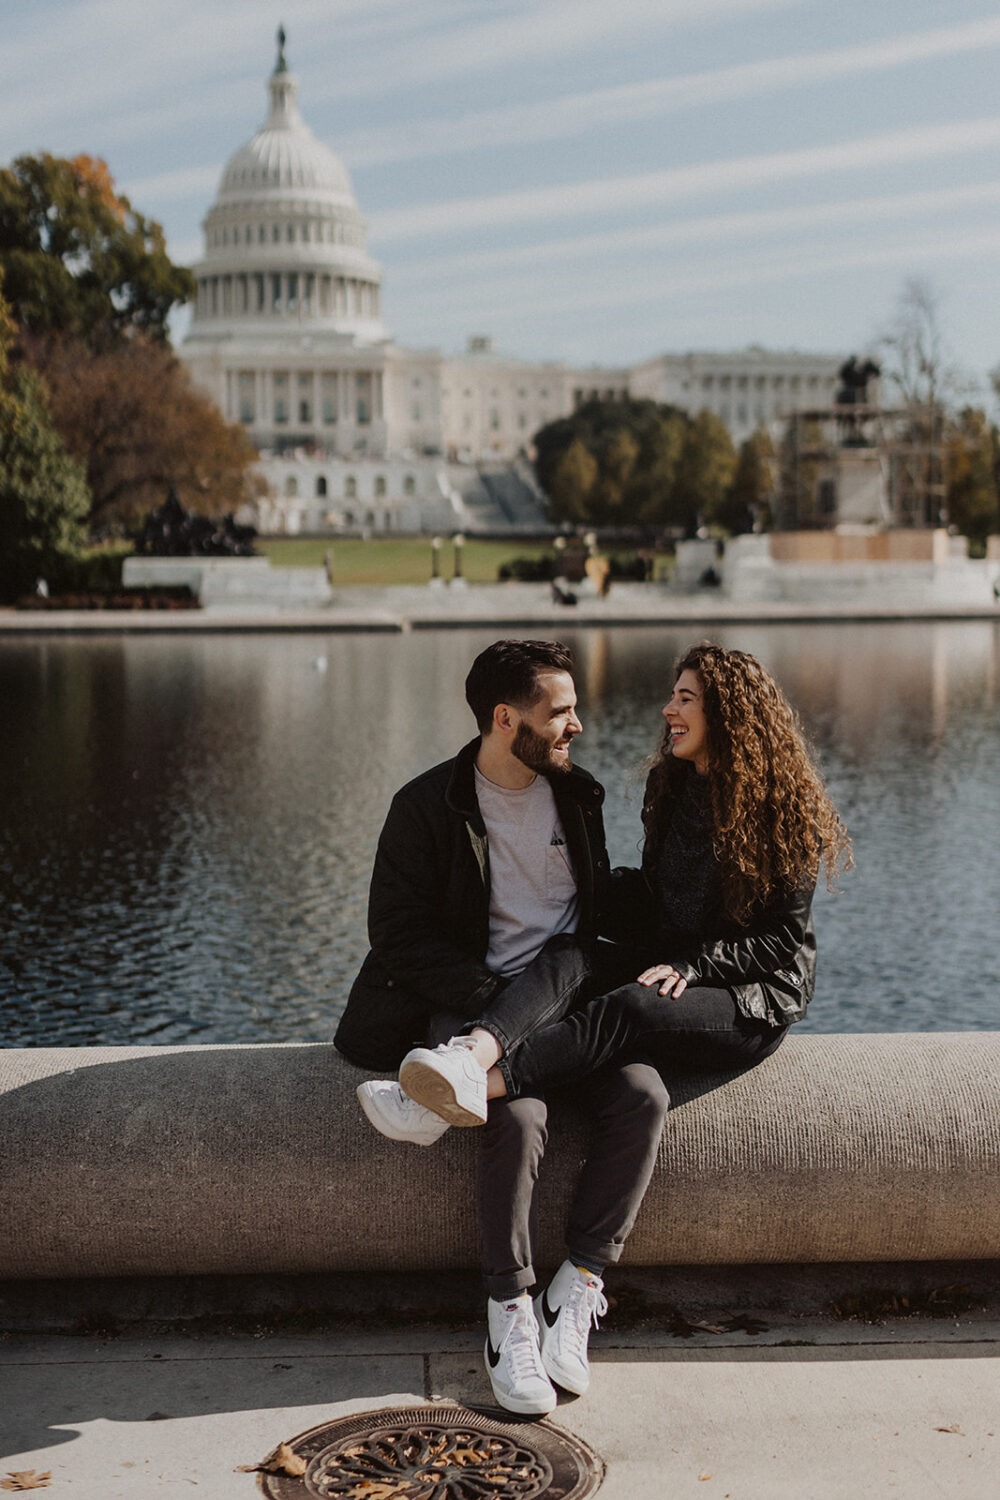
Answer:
[{"left": 430, "top": 933, "right": 669, "bottom": 1301}]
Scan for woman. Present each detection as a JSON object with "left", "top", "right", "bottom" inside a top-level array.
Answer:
[
  {"left": 497, "top": 640, "right": 852, "bottom": 1096},
  {"left": 402, "top": 640, "right": 852, "bottom": 1114}
]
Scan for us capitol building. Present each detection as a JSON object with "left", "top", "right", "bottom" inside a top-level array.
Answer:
[{"left": 180, "top": 34, "right": 842, "bottom": 536}]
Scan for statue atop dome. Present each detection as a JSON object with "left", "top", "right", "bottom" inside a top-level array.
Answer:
[{"left": 275, "top": 24, "right": 288, "bottom": 74}]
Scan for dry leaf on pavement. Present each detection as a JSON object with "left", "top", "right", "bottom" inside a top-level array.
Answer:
[
  {"left": 235, "top": 1441, "right": 307, "bottom": 1476},
  {"left": 1, "top": 1475, "right": 53, "bottom": 1493}
]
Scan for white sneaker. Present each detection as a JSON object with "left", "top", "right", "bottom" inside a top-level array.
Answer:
[
  {"left": 399, "top": 1035, "right": 488, "bottom": 1127},
  {"left": 535, "top": 1261, "right": 608, "bottom": 1395},
  {"left": 485, "top": 1295, "right": 557, "bottom": 1416},
  {"left": 356, "top": 1080, "right": 450, "bottom": 1146}
]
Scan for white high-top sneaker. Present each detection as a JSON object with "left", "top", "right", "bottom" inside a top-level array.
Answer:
[
  {"left": 485, "top": 1294, "right": 557, "bottom": 1415},
  {"left": 536, "top": 1260, "right": 608, "bottom": 1395},
  {"left": 399, "top": 1035, "right": 488, "bottom": 1126}
]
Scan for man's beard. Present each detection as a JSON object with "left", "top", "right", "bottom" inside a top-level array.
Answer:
[{"left": 512, "top": 721, "right": 571, "bottom": 775}]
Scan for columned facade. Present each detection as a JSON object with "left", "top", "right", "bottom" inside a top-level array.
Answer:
[{"left": 180, "top": 34, "right": 846, "bottom": 535}]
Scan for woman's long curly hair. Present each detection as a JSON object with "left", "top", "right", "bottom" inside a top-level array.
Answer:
[{"left": 643, "top": 642, "right": 852, "bottom": 926}]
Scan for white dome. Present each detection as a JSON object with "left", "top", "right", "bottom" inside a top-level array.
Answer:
[{"left": 217, "top": 56, "right": 355, "bottom": 207}]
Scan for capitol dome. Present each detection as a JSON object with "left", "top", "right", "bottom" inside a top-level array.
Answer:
[
  {"left": 188, "top": 28, "right": 385, "bottom": 344},
  {"left": 217, "top": 32, "right": 356, "bottom": 208}
]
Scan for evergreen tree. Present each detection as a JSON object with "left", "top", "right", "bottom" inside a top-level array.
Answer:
[
  {"left": 0, "top": 287, "right": 90, "bottom": 601},
  {"left": 722, "top": 426, "right": 777, "bottom": 534},
  {"left": 673, "top": 409, "right": 737, "bottom": 535}
]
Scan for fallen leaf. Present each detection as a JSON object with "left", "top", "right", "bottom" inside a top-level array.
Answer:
[
  {"left": 1, "top": 1475, "right": 52, "bottom": 1493},
  {"left": 935, "top": 1424, "right": 963, "bottom": 1435},
  {"left": 235, "top": 1441, "right": 307, "bottom": 1477},
  {"left": 698, "top": 1473, "right": 713, "bottom": 1481}
]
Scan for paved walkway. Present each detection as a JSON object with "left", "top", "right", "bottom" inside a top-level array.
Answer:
[
  {"left": 3, "top": 1310, "right": 997, "bottom": 1498},
  {"left": 3, "top": 581, "right": 1000, "bottom": 633}
]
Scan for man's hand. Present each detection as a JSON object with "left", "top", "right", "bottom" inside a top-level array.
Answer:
[{"left": 637, "top": 963, "right": 688, "bottom": 998}]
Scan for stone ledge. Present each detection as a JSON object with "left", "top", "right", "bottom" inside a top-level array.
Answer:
[{"left": 1, "top": 1034, "right": 998, "bottom": 1281}]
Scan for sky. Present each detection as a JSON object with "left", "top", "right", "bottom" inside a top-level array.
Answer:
[{"left": 5, "top": 0, "right": 1000, "bottom": 398}]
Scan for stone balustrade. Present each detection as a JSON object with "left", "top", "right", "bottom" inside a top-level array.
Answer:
[{"left": 1, "top": 1034, "right": 997, "bottom": 1281}]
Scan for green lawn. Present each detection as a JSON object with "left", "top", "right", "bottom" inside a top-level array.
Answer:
[{"left": 257, "top": 536, "right": 555, "bottom": 585}]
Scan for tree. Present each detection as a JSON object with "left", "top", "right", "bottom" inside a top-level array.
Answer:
[
  {"left": 546, "top": 437, "right": 598, "bottom": 523},
  {"left": 878, "top": 278, "right": 965, "bottom": 527},
  {"left": 0, "top": 286, "right": 90, "bottom": 601},
  {"left": 673, "top": 409, "right": 736, "bottom": 535},
  {"left": 26, "top": 332, "right": 259, "bottom": 531},
  {"left": 627, "top": 408, "right": 688, "bottom": 526},
  {"left": 590, "top": 425, "right": 640, "bottom": 523},
  {"left": 0, "top": 154, "right": 193, "bottom": 348},
  {"left": 943, "top": 407, "right": 999, "bottom": 549},
  {"left": 722, "top": 426, "right": 777, "bottom": 534},
  {"left": 534, "top": 397, "right": 693, "bottom": 529}
]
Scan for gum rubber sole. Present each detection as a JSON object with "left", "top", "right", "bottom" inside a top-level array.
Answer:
[{"left": 399, "top": 1057, "right": 486, "bottom": 1126}]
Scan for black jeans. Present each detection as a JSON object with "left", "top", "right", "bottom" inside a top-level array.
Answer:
[
  {"left": 471, "top": 932, "right": 593, "bottom": 1095},
  {"left": 504, "top": 959, "right": 787, "bottom": 1100}
]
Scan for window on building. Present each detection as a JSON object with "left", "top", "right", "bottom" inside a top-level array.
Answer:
[
  {"left": 345, "top": 476, "right": 357, "bottom": 499},
  {"left": 375, "top": 476, "right": 386, "bottom": 497},
  {"left": 490, "top": 408, "right": 500, "bottom": 430},
  {"left": 284, "top": 476, "right": 298, "bottom": 498},
  {"left": 237, "top": 372, "right": 255, "bottom": 424},
  {"left": 344, "top": 510, "right": 355, "bottom": 527},
  {"left": 274, "top": 373, "right": 289, "bottom": 424},
  {"left": 298, "top": 373, "right": 312, "bottom": 423},
  {"left": 271, "top": 274, "right": 282, "bottom": 312},
  {"left": 321, "top": 373, "right": 337, "bottom": 424},
  {"left": 272, "top": 224, "right": 281, "bottom": 243},
  {"left": 356, "top": 372, "right": 372, "bottom": 425},
  {"left": 403, "top": 475, "right": 416, "bottom": 496}
]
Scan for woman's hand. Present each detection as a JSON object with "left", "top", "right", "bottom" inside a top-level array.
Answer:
[{"left": 637, "top": 963, "right": 688, "bottom": 998}]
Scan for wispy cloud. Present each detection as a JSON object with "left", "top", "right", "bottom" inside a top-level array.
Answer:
[
  {"left": 389, "top": 181, "right": 1000, "bottom": 285},
  {"left": 371, "top": 117, "right": 1000, "bottom": 241},
  {"left": 392, "top": 224, "right": 1000, "bottom": 335},
  {"left": 341, "top": 17, "right": 1000, "bottom": 168}
]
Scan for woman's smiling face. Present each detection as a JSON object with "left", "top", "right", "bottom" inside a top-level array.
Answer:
[{"left": 663, "top": 668, "right": 709, "bottom": 773}]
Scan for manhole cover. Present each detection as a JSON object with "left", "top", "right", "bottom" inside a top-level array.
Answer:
[{"left": 258, "top": 1404, "right": 604, "bottom": 1498}]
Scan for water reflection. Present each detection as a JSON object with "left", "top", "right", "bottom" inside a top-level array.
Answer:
[{"left": 1, "top": 623, "right": 998, "bottom": 1045}]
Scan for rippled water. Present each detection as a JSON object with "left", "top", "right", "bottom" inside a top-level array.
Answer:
[{"left": 1, "top": 622, "right": 998, "bottom": 1044}]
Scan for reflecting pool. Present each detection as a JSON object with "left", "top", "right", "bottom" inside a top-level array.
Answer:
[{"left": 2, "top": 621, "right": 998, "bottom": 1044}]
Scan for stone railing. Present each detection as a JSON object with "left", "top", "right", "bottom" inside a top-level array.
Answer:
[{"left": 1, "top": 1034, "right": 997, "bottom": 1280}]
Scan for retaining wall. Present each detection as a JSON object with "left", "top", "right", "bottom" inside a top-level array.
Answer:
[{"left": 1, "top": 1034, "right": 997, "bottom": 1281}]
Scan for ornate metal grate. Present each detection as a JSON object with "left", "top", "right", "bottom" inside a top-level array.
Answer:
[{"left": 259, "top": 1405, "right": 604, "bottom": 1499}]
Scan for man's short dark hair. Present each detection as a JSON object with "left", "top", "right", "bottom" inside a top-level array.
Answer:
[{"left": 465, "top": 639, "right": 574, "bottom": 734}]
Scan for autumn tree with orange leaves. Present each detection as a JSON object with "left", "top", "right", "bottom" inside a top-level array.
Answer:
[
  {"left": 0, "top": 153, "right": 257, "bottom": 531},
  {"left": 0, "top": 153, "right": 192, "bottom": 345}
]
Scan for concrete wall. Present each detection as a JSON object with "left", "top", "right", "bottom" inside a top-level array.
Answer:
[
  {"left": 2, "top": 1035, "right": 997, "bottom": 1281},
  {"left": 723, "top": 532, "right": 1000, "bottom": 605}
]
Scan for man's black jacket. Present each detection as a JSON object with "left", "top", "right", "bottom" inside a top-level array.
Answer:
[{"left": 334, "top": 738, "right": 609, "bottom": 1070}]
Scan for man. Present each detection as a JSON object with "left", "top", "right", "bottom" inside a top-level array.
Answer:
[{"left": 334, "top": 639, "right": 668, "bottom": 1416}]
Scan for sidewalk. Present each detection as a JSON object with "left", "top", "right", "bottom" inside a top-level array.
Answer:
[
  {"left": 3, "top": 580, "right": 1000, "bottom": 633},
  {"left": 3, "top": 1306, "right": 997, "bottom": 1498}
]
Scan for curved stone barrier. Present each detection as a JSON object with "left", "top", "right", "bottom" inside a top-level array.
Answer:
[{"left": 1, "top": 1034, "right": 997, "bottom": 1280}]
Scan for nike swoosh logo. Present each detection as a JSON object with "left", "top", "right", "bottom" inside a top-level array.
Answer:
[
  {"left": 540, "top": 1290, "right": 560, "bottom": 1329},
  {"left": 486, "top": 1338, "right": 502, "bottom": 1368}
]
